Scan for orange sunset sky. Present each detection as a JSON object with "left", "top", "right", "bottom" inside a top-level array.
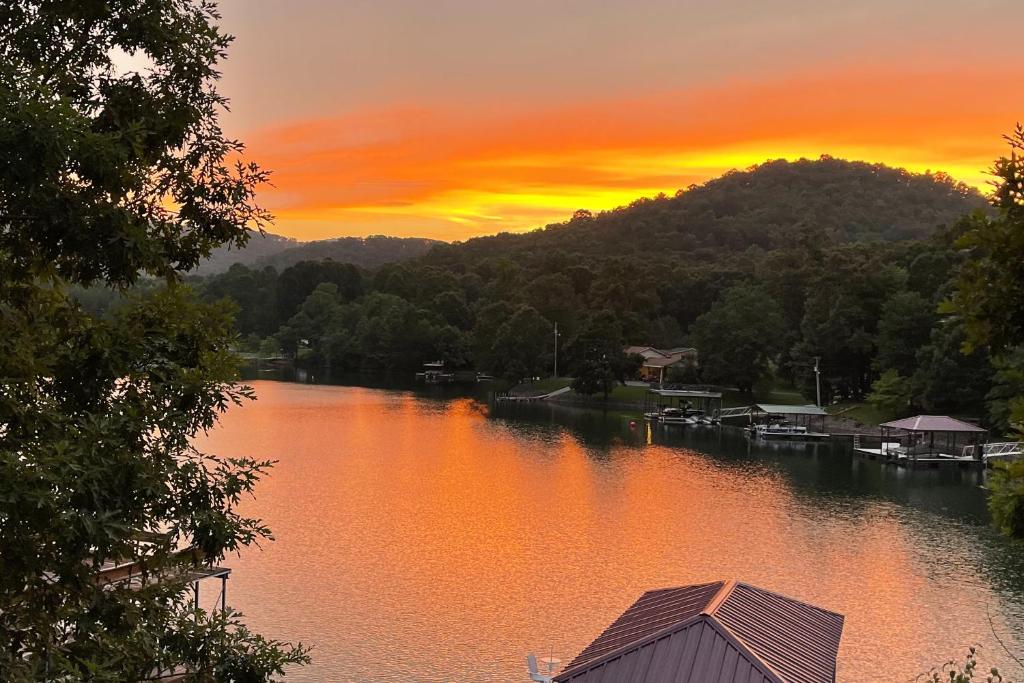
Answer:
[{"left": 213, "top": 0, "right": 1023, "bottom": 242}]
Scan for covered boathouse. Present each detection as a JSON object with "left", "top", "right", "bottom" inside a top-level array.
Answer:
[
  {"left": 552, "top": 580, "right": 844, "bottom": 683},
  {"left": 643, "top": 388, "right": 723, "bottom": 418},
  {"left": 853, "top": 414, "right": 987, "bottom": 467}
]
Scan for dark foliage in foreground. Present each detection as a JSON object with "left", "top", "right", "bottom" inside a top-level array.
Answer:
[{"left": 0, "top": 1, "right": 308, "bottom": 680}]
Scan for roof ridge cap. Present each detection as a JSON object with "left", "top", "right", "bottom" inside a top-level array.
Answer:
[{"left": 702, "top": 579, "right": 738, "bottom": 616}]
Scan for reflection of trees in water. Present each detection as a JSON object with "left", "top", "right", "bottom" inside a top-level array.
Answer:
[
  {"left": 491, "top": 400, "right": 996, "bottom": 524},
  {"left": 487, "top": 400, "right": 646, "bottom": 454},
  {"left": 495, "top": 399, "right": 1024, "bottom": 660}
]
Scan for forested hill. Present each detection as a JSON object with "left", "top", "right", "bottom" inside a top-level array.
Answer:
[
  {"left": 195, "top": 233, "right": 443, "bottom": 275},
  {"left": 197, "top": 158, "right": 983, "bottom": 274},
  {"left": 426, "top": 157, "right": 987, "bottom": 262},
  {"left": 188, "top": 153, "right": 1015, "bottom": 429}
]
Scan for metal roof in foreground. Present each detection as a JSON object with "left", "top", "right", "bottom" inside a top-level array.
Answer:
[
  {"left": 880, "top": 415, "right": 987, "bottom": 433},
  {"left": 554, "top": 581, "right": 844, "bottom": 683}
]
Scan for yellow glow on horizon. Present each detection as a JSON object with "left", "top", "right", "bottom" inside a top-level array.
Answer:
[
  {"left": 267, "top": 145, "right": 995, "bottom": 242},
  {"left": 244, "top": 64, "right": 1017, "bottom": 241}
]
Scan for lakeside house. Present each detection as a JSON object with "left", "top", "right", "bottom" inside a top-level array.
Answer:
[
  {"left": 624, "top": 346, "right": 698, "bottom": 384},
  {"left": 551, "top": 580, "right": 844, "bottom": 683}
]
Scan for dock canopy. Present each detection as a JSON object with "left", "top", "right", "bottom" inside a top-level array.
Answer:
[
  {"left": 554, "top": 580, "right": 844, "bottom": 683},
  {"left": 873, "top": 415, "right": 987, "bottom": 462},
  {"left": 880, "top": 415, "right": 986, "bottom": 433},
  {"left": 644, "top": 388, "right": 723, "bottom": 418},
  {"left": 754, "top": 403, "right": 827, "bottom": 416},
  {"left": 650, "top": 389, "right": 723, "bottom": 399}
]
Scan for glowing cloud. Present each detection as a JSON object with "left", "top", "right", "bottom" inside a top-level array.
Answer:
[{"left": 242, "top": 64, "right": 1021, "bottom": 241}]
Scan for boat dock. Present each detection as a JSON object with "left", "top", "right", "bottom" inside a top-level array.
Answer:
[
  {"left": 851, "top": 415, "right": 990, "bottom": 468},
  {"left": 495, "top": 386, "right": 572, "bottom": 402},
  {"left": 851, "top": 440, "right": 982, "bottom": 468}
]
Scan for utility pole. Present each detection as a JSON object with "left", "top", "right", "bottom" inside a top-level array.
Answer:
[
  {"left": 553, "top": 322, "right": 560, "bottom": 378},
  {"left": 814, "top": 356, "right": 821, "bottom": 408}
]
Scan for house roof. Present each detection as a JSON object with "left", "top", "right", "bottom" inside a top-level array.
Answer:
[
  {"left": 625, "top": 346, "right": 697, "bottom": 362},
  {"left": 554, "top": 581, "right": 844, "bottom": 683},
  {"left": 880, "top": 415, "right": 987, "bottom": 433},
  {"left": 755, "top": 404, "right": 827, "bottom": 417},
  {"left": 642, "top": 356, "right": 687, "bottom": 368},
  {"left": 625, "top": 346, "right": 665, "bottom": 357}
]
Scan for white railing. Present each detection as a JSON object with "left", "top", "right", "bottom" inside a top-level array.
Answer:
[
  {"left": 718, "top": 406, "right": 753, "bottom": 419},
  {"left": 963, "top": 442, "right": 1024, "bottom": 462}
]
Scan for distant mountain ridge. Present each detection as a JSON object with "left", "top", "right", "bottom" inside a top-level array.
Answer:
[
  {"left": 197, "top": 157, "right": 989, "bottom": 275},
  {"left": 427, "top": 157, "right": 990, "bottom": 262},
  {"left": 195, "top": 233, "right": 444, "bottom": 275}
]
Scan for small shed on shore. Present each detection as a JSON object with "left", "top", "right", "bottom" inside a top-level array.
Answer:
[
  {"left": 878, "top": 415, "right": 987, "bottom": 460},
  {"left": 553, "top": 580, "right": 844, "bottom": 683}
]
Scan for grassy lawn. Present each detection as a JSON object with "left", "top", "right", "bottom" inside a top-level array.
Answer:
[
  {"left": 826, "top": 402, "right": 899, "bottom": 427},
  {"left": 720, "top": 386, "right": 810, "bottom": 409},
  {"left": 605, "top": 384, "right": 650, "bottom": 402},
  {"left": 523, "top": 380, "right": 650, "bottom": 404}
]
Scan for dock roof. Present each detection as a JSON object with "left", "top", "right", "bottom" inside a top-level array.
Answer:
[
  {"left": 650, "top": 389, "right": 723, "bottom": 399},
  {"left": 754, "top": 403, "right": 827, "bottom": 416},
  {"left": 880, "top": 415, "right": 986, "bottom": 433},
  {"left": 554, "top": 581, "right": 844, "bottom": 683}
]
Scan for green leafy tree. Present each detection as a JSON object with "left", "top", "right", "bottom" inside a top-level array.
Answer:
[
  {"left": 568, "top": 314, "right": 640, "bottom": 399},
  {"left": 911, "top": 320, "right": 993, "bottom": 413},
  {"left": 874, "top": 291, "right": 937, "bottom": 376},
  {"left": 201, "top": 264, "right": 280, "bottom": 336},
  {"left": 795, "top": 254, "right": 907, "bottom": 399},
  {"left": 258, "top": 336, "right": 282, "bottom": 359},
  {"left": 571, "top": 344, "right": 641, "bottom": 399},
  {"left": 917, "top": 647, "right": 1002, "bottom": 683},
  {"left": 949, "top": 125, "right": 1024, "bottom": 357},
  {"left": 281, "top": 282, "right": 343, "bottom": 361},
  {"left": 646, "top": 315, "right": 685, "bottom": 349},
  {"left": 987, "top": 347, "right": 1024, "bottom": 436},
  {"left": 431, "top": 290, "right": 472, "bottom": 329},
  {"left": 350, "top": 293, "right": 433, "bottom": 369},
  {"left": 690, "top": 286, "right": 785, "bottom": 393},
  {"left": 470, "top": 300, "right": 516, "bottom": 371},
  {"left": 488, "top": 306, "right": 553, "bottom": 382},
  {"left": 0, "top": 2, "right": 307, "bottom": 680},
  {"left": 525, "top": 272, "right": 580, "bottom": 336},
  {"left": 867, "top": 369, "right": 911, "bottom": 414},
  {"left": 989, "top": 460, "right": 1024, "bottom": 540},
  {"left": 275, "top": 260, "right": 362, "bottom": 325},
  {"left": 947, "top": 125, "right": 1024, "bottom": 540},
  {"left": 947, "top": 125, "right": 1024, "bottom": 437}
]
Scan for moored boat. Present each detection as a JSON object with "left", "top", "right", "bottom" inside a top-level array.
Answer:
[
  {"left": 745, "top": 420, "right": 829, "bottom": 441},
  {"left": 646, "top": 407, "right": 697, "bottom": 424}
]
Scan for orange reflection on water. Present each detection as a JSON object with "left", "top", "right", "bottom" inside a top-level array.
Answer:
[{"left": 196, "top": 381, "right": 1024, "bottom": 682}]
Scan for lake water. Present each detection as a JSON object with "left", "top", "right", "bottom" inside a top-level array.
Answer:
[{"left": 196, "top": 380, "right": 1024, "bottom": 682}]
